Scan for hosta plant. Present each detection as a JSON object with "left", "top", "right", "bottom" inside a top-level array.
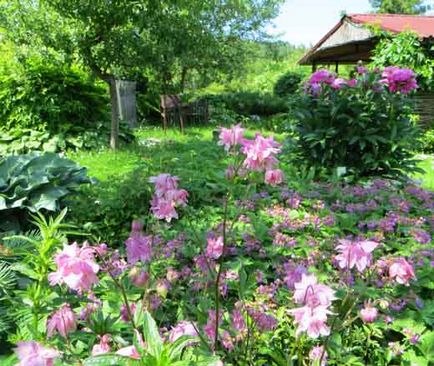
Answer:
[{"left": 0, "top": 152, "right": 90, "bottom": 232}]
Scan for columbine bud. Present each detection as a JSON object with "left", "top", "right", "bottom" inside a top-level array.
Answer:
[
  {"left": 166, "top": 267, "right": 180, "bottom": 283},
  {"left": 156, "top": 279, "right": 170, "bottom": 298},
  {"left": 129, "top": 267, "right": 149, "bottom": 287}
]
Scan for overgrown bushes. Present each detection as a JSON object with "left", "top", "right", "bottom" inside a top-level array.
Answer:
[
  {"left": 273, "top": 70, "right": 303, "bottom": 97},
  {"left": 289, "top": 67, "right": 421, "bottom": 178},
  {"left": 0, "top": 58, "right": 135, "bottom": 154}
]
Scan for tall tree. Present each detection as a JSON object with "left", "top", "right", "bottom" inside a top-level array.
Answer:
[
  {"left": 0, "top": 0, "right": 283, "bottom": 148},
  {"left": 370, "top": 0, "right": 430, "bottom": 14}
]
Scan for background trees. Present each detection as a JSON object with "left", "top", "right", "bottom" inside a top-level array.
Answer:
[
  {"left": 369, "top": 0, "right": 432, "bottom": 14},
  {"left": 0, "top": 0, "right": 283, "bottom": 148}
]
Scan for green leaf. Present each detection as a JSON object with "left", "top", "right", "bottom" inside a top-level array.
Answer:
[
  {"left": 142, "top": 311, "right": 163, "bottom": 359},
  {"left": 83, "top": 354, "right": 141, "bottom": 366}
]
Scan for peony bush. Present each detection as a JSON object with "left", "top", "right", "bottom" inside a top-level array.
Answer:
[
  {"left": 290, "top": 66, "right": 421, "bottom": 178},
  {"left": 1, "top": 125, "right": 433, "bottom": 365}
]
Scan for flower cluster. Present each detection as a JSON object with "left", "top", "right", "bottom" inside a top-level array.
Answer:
[
  {"left": 48, "top": 242, "right": 99, "bottom": 293},
  {"left": 304, "top": 69, "right": 357, "bottom": 95},
  {"left": 149, "top": 173, "right": 188, "bottom": 222},
  {"left": 15, "top": 341, "right": 60, "bottom": 366},
  {"left": 289, "top": 274, "right": 336, "bottom": 338},
  {"left": 380, "top": 66, "right": 418, "bottom": 94},
  {"left": 218, "top": 125, "right": 284, "bottom": 186}
]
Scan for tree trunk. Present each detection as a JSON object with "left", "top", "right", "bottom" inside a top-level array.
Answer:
[{"left": 109, "top": 78, "right": 119, "bottom": 150}]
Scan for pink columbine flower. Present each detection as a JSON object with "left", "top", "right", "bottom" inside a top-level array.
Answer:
[
  {"left": 309, "top": 345, "right": 327, "bottom": 365},
  {"left": 218, "top": 124, "right": 245, "bottom": 151},
  {"left": 293, "top": 274, "right": 336, "bottom": 307},
  {"left": 116, "top": 346, "right": 141, "bottom": 359},
  {"left": 125, "top": 221, "right": 153, "bottom": 264},
  {"left": 231, "top": 309, "right": 246, "bottom": 332},
  {"left": 264, "top": 169, "right": 284, "bottom": 186},
  {"left": 168, "top": 321, "right": 199, "bottom": 342},
  {"left": 335, "top": 239, "right": 379, "bottom": 272},
  {"left": 120, "top": 302, "right": 137, "bottom": 322},
  {"left": 48, "top": 242, "right": 99, "bottom": 293},
  {"left": 15, "top": 341, "right": 60, "bottom": 366},
  {"left": 149, "top": 174, "right": 188, "bottom": 222},
  {"left": 389, "top": 258, "right": 416, "bottom": 285},
  {"left": 241, "top": 134, "right": 281, "bottom": 172},
  {"left": 92, "top": 334, "right": 111, "bottom": 355},
  {"left": 289, "top": 305, "right": 332, "bottom": 338},
  {"left": 360, "top": 303, "right": 378, "bottom": 323},
  {"left": 206, "top": 236, "right": 224, "bottom": 260},
  {"left": 47, "top": 304, "right": 76, "bottom": 338}
]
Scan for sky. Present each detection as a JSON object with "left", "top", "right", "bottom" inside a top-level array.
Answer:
[{"left": 266, "top": 0, "right": 373, "bottom": 46}]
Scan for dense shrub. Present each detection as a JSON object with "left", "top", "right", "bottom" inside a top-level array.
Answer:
[
  {"left": 419, "top": 129, "right": 434, "bottom": 154},
  {"left": 290, "top": 67, "right": 422, "bottom": 178},
  {"left": 205, "top": 91, "right": 288, "bottom": 117},
  {"left": 273, "top": 70, "right": 303, "bottom": 97},
  {"left": 0, "top": 152, "right": 90, "bottom": 232},
  {"left": 0, "top": 122, "right": 135, "bottom": 156},
  {"left": 0, "top": 58, "right": 109, "bottom": 131}
]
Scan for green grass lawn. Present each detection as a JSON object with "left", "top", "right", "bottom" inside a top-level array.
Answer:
[{"left": 69, "top": 125, "right": 434, "bottom": 191}]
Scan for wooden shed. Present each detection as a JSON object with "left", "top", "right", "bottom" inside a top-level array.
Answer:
[{"left": 299, "top": 14, "right": 434, "bottom": 126}]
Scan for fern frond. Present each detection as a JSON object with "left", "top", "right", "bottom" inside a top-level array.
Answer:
[
  {"left": 0, "top": 261, "right": 15, "bottom": 294},
  {"left": 0, "top": 306, "right": 12, "bottom": 334}
]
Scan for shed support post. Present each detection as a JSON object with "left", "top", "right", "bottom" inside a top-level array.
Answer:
[
  {"left": 312, "top": 63, "right": 317, "bottom": 72},
  {"left": 335, "top": 61, "right": 339, "bottom": 74}
]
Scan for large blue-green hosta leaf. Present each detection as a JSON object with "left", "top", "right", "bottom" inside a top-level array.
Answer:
[{"left": 0, "top": 152, "right": 90, "bottom": 231}]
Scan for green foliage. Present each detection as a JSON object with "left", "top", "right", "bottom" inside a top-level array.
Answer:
[
  {"left": 369, "top": 0, "right": 430, "bottom": 13},
  {"left": 372, "top": 31, "right": 434, "bottom": 91},
  {"left": 273, "top": 71, "right": 303, "bottom": 98},
  {"left": 0, "top": 122, "right": 135, "bottom": 156},
  {"left": 205, "top": 92, "right": 288, "bottom": 117},
  {"left": 419, "top": 129, "right": 434, "bottom": 154},
  {"left": 0, "top": 57, "right": 109, "bottom": 131},
  {"left": 0, "top": 210, "right": 69, "bottom": 351},
  {"left": 290, "top": 69, "right": 422, "bottom": 178},
  {"left": 0, "top": 153, "right": 90, "bottom": 232}
]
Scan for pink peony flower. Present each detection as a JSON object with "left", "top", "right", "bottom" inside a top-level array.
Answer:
[
  {"left": 389, "top": 258, "right": 416, "bottom": 285},
  {"left": 241, "top": 134, "right": 281, "bottom": 172},
  {"left": 15, "top": 341, "right": 60, "bottom": 366},
  {"left": 168, "top": 321, "right": 199, "bottom": 342},
  {"left": 381, "top": 66, "right": 418, "bottom": 94},
  {"left": 206, "top": 236, "right": 224, "bottom": 260},
  {"left": 116, "top": 345, "right": 141, "bottom": 359},
  {"left": 309, "top": 345, "right": 327, "bottom": 365},
  {"left": 125, "top": 222, "right": 153, "bottom": 264},
  {"left": 218, "top": 124, "right": 245, "bottom": 151},
  {"left": 331, "top": 77, "right": 347, "bottom": 89},
  {"left": 264, "top": 169, "right": 284, "bottom": 186},
  {"left": 309, "top": 70, "right": 335, "bottom": 85},
  {"left": 360, "top": 303, "right": 378, "bottom": 323},
  {"left": 48, "top": 242, "right": 99, "bottom": 293},
  {"left": 289, "top": 305, "right": 332, "bottom": 338},
  {"left": 335, "top": 239, "right": 378, "bottom": 272},
  {"left": 47, "top": 304, "right": 76, "bottom": 338},
  {"left": 92, "top": 334, "right": 111, "bottom": 356}
]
